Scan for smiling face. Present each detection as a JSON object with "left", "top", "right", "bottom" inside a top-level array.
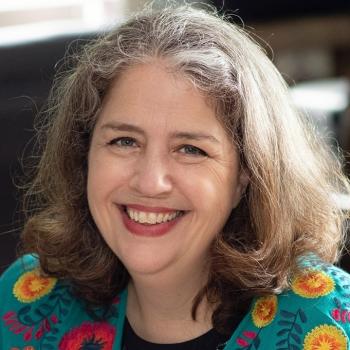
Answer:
[{"left": 87, "top": 62, "right": 247, "bottom": 279}]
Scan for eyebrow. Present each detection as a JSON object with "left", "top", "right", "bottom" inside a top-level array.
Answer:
[{"left": 100, "top": 122, "right": 220, "bottom": 144}]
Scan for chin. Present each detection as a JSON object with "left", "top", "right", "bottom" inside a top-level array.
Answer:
[
  {"left": 117, "top": 250, "right": 177, "bottom": 277},
  {"left": 124, "top": 261, "right": 173, "bottom": 277}
]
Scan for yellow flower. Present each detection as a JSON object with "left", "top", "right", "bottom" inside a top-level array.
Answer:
[
  {"left": 303, "top": 324, "right": 347, "bottom": 350},
  {"left": 292, "top": 270, "right": 334, "bottom": 298},
  {"left": 252, "top": 295, "right": 277, "bottom": 328},
  {"left": 13, "top": 269, "right": 57, "bottom": 303}
]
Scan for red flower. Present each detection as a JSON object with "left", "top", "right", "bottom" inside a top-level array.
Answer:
[{"left": 59, "top": 322, "right": 116, "bottom": 350}]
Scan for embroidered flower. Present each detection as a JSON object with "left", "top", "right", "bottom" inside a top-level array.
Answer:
[
  {"left": 292, "top": 270, "right": 334, "bottom": 298},
  {"left": 58, "top": 322, "right": 116, "bottom": 349},
  {"left": 303, "top": 324, "right": 347, "bottom": 350},
  {"left": 252, "top": 295, "right": 277, "bottom": 328},
  {"left": 13, "top": 269, "right": 57, "bottom": 303}
]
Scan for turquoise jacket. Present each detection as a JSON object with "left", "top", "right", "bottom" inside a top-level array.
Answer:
[{"left": 1, "top": 254, "right": 350, "bottom": 349}]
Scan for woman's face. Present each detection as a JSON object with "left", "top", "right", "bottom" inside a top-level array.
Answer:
[{"left": 87, "top": 62, "right": 247, "bottom": 278}]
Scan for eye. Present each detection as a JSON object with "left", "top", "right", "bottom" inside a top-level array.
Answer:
[
  {"left": 178, "top": 145, "right": 208, "bottom": 157},
  {"left": 107, "top": 137, "right": 137, "bottom": 148}
]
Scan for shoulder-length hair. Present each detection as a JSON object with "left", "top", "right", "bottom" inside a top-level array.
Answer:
[{"left": 21, "top": 3, "right": 350, "bottom": 333}]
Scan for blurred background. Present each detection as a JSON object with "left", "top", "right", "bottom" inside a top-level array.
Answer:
[{"left": 1, "top": 0, "right": 350, "bottom": 272}]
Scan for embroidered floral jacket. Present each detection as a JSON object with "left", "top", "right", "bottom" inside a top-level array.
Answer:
[{"left": 1, "top": 254, "right": 350, "bottom": 349}]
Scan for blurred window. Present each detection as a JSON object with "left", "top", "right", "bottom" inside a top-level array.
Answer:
[{"left": 0, "top": 0, "right": 127, "bottom": 45}]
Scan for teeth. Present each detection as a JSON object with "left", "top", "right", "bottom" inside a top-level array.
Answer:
[
  {"left": 139, "top": 212, "right": 147, "bottom": 223},
  {"left": 148, "top": 213, "right": 157, "bottom": 224},
  {"left": 126, "top": 207, "right": 182, "bottom": 225},
  {"left": 156, "top": 213, "right": 164, "bottom": 223}
]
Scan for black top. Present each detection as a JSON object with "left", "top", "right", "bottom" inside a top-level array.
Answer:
[{"left": 122, "top": 318, "right": 229, "bottom": 350}]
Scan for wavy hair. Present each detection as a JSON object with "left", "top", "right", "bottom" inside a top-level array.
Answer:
[{"left": 20, "top": 3, "right": 350, "bottom": 333}]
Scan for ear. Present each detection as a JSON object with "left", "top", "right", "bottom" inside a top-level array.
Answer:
[{"left": 232, "top": 167, "right": 250, "bottom": 208}]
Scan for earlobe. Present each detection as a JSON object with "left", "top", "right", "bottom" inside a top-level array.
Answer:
[
  {"left": 232, "top": 168, "right": 250, "bottom": 208},
  {"left": 239, "top": 168, "right": 250, "bottom": 195}
]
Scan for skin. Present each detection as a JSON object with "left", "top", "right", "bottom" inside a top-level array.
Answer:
[{"left": 87, "top": 61, "right": 248, "bottom": 343}]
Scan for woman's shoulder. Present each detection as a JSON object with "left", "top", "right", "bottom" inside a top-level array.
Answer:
[
  {"left": 0, "top": 255, "right": 66, "bottom": 345},
  {"left": 278, "top": 258, "right": 350, "bottom": 318},
  {"left": 1, "top": 254, "right": 39, "bottom": 286},
  {"left": 240, "top": 260, "right": 350, "bottom": 349},
  {"left": 0, "top": 255, "right": 126, "bottom": 348},
  {"left": 0, "top": 254, "right": 58, "bottom": 304}
]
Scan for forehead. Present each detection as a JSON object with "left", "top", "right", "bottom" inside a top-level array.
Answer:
[{"left": 97, "top": 62, "right": 226, "bottom": 135}]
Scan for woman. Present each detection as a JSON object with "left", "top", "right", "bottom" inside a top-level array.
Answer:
[{"left": 1, "top": 4, "right": 350, "bottom": 349}]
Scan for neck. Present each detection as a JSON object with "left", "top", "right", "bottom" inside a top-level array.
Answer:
[{"left": 126, "top": 264, "right": 214, "bottom": 343}]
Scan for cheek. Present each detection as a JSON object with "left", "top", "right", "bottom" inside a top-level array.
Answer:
[
  {"left": 87, "top": 159, "right": 109, "bottom": 201},
  {"left": 87, "top": 151, "right": 131, "bottom": 199},
  {"left": 179, "top": 164, "right": 236, "bottom": 214},
  {"left": 208, "top": 164, "right": 237, "bottom": 204}
]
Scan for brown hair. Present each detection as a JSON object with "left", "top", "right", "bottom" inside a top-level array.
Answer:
[{"left": 21, "top": 3, "right": 350, "bottom": 333}]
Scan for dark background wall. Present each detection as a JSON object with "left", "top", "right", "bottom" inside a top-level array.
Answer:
[
  {"left": 0, "top": 34, "right": 93, "bottom": 272},
  {"left": 211, "top": 0, "right": 350, "bottom": 22}
]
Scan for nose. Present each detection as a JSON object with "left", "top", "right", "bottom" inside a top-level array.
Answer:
[{"left": 129, "top": 150, "right": 173, "bottom": 197}]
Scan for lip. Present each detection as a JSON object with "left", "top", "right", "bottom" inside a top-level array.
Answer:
[
  {"left": 123, "top": 204, "right": 180, "bottom": 213},
  {"left": 119, "top": 205, "right": 185, "bottom": 237}
]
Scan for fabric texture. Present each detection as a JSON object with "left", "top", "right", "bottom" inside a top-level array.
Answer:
[{"left": 1, "top": 254, "right": 350, "bottom": 349}]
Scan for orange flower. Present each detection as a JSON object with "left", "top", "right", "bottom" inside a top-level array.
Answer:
[
  {"left": 292, "top": 270, "right": 334, "bottom": 298},
  {"left": 59, "top": 322, "right": 115, "bottom": 349},
  {"left": 252, "top": 295, "right": 277, "bottom": 328},
  {"left": 13, "top": 269, "right": 57, "bottom": 303},
  {"left": 303, "top": 324, "right": 347, "bottom": 350}
]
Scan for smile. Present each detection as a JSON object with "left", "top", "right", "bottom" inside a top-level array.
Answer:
[
  {"left": 119, "top": 205, "right": 186, "bottom": 237},
  {"left": 125, "top": 207, "right": 183, "bottom": 225}
]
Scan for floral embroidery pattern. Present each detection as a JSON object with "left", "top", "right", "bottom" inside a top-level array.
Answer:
[
  {"left": 236, "top": 330, "right": 261, "bottom": 349},
  {"left": 58, "top": 322, "right": 116, "bottom": 349},
  {"left": 331, "top": 297, "right": 350, "bottom": 324},
  {"left": 252, "top": 295, "right": 277, "bottom": 328},
  {"left": 3, "top": 310, "right": 58, "bottom": 342},
  {"left": 13, "top": 269, "right": 57, "bottom": 303},
  {"left": 275, "top": 308, "right": 307, "bottom": 349},
  {"left": 303, "top": 324, "right": 347, "bottom": 350},
  {"left": 3, "top": 282, "right": 71, "bottom": 346},
  {"left": 292, "top": 270, "right": 334, "bottom": 298}
]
